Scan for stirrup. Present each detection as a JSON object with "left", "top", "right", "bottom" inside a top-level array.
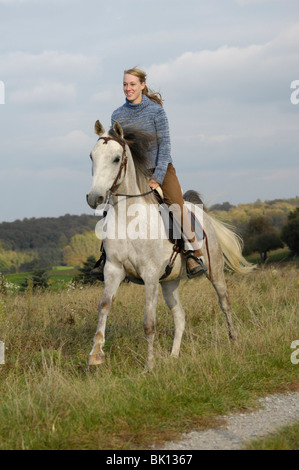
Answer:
[
  {"left": 185, "top": 252, "right": 207, "bottom": 279},
  {"left": 90, "top": 252, "right": 106, "bottom": 280}
]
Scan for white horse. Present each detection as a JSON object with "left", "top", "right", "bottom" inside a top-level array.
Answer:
[{"left": 87, "top": 120, "right": 255, "bottom": 369}]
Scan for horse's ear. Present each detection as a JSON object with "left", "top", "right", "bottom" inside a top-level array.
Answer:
[
  {"left": 94, "top": 120, "right": 105, "bottom": 136},
  {"left": 113, "top": 121, "right": 124, "bottom": 139}
]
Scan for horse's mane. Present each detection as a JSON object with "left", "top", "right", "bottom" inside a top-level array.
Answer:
[{"left": 108, "top": 125, "right": 157, "bottom": 200}]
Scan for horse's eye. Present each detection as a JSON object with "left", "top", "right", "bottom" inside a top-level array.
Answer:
[{"left": 113, "top": 156, "right": 121, "bottom": 163}]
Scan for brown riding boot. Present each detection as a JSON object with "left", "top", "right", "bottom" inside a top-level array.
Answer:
[
  {"left": 185, "top": 249, "right": 207, "bottom": 278},
  {"left": 90, "top": 250, "right": 106, "bottom": 281},
  {"left": 90, "top": 265, "right": 104, "bottom": 280}
]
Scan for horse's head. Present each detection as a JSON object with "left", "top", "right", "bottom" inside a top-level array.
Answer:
[{"left": 86, "top": 120, "right": 128, "bottom": 209}]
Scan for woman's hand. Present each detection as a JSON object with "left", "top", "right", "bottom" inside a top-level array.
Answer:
[{"left": 148, "top": 178, "right": 160, "bottom": 190}]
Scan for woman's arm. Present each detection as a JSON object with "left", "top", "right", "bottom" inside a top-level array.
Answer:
[{"left": 151, "top": 108, "right": 172, "bottom": 185}]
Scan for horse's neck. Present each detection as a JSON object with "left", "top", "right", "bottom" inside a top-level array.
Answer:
[
  {"left": 112, "top": 156, "right": 148, "bottom": 208},
  {"left": 108, "top": 156, "right": 164, "bottom": 244}
]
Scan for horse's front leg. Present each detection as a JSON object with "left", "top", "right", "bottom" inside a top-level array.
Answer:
[
  {"left": 143, "top": 281, "right": 159, "bottom": 370},
  {"left": 89, "top": 263, "right": 125, "bottom": 365}
]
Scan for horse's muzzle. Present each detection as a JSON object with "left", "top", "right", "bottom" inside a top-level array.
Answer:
[{"left": 86, "top": 193, "right": 104, "bottom": 209}]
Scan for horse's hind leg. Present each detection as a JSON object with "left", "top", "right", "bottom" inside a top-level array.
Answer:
[
  {"left": 89, "top": 264, "right": 125, "bottom": 365},
  {"left": 161, "top": 280, "right": 185, "bottom": 357},
  {"left": 210, "top": 270, "right": 238, "bottom": 342}
]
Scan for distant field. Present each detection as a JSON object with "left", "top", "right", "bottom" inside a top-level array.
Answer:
[
  {"left": 5, "top": 272, "right": 28, "bottom": 285},
  {"left": 52, "top": 266, "right": 76, "bottom": 271},
  {"left": 6, "top": 266, "right": 78, "bottom": 288}
]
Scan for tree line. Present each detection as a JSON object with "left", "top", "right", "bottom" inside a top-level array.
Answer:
[
  {"left": 0, "top": 198, "right": 298, "bottom": 273},
  {"left": 0, "top": 214, "right": 96, "bottom": 251},
  {"left": 0, "top": 214, "right": 99, "bottom": 273}
]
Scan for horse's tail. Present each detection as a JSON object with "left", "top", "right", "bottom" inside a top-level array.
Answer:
[
  {"left": 206, "top": 214, "right": 255, "bottom": 274},
  {"left": 183, "top": 190, "right": 255, "bottom": 275}
]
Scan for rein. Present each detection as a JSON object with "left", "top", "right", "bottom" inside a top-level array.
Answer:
[{"left": 110, "top": 189, "right": 155, "bottom": 198}]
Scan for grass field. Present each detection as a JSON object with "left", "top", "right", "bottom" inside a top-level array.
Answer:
[{"left": 0, "top": 261, "right": 298, "bottom": 450}]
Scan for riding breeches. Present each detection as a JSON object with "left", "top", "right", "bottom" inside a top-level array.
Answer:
[{"left": 159, "top": 163, "right": 201, "bottom": 252}]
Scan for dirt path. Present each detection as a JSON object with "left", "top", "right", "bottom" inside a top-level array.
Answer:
[{"left": 159, "top": 391, "right": 299, "bottom": 450}]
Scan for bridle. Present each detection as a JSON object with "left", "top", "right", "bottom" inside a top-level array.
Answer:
[
  {"left": 98, "top": 136, "right": 128, "bottom": 194},
  {"left": 98, "top": 135, "right": 155, "bottom": 206}
]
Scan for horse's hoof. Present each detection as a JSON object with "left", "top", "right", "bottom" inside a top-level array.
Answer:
[
  {"left": 89, "top": 354, "right": 105, "bottom": 365},
  {"left": 146, "top": 359, "right": 155, "bottom": 371},
  {"left": 229, "top": 331, "right": 238, "bottom": 342}
]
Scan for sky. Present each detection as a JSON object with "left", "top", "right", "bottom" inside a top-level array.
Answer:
[{"left": 0, "top": 0, "right": 298, "bottom": 222}]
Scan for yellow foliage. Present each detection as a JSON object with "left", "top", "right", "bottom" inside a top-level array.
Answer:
[
  {"left": 210, "top": 198, "right": 299, "bottom": 233},
  {"left": 0, "top": 249, "right": 37, "bottom": 272},
  {"left": 62, "top": 231, "right": 101, "bottom": 266}
]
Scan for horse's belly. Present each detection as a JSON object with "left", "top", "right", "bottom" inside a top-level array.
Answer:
[
  {"left": 122, "top": 259, "right": 142, "bottom": 280},
  {"left": 123, "top": 252, "right": 185, "bottom": 283}
]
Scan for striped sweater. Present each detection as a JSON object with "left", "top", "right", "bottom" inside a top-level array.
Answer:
[{"left": 111, "top": 95, "right": 172, "bottom": 185}]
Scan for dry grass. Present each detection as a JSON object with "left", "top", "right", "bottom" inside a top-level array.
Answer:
[{"left": 0, "top": 263, "right": 298, "bottom": 449}]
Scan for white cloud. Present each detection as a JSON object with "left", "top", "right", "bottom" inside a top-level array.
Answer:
[
  {"left": 0, "top": 166, "right": 85, "bottom": 181},
  {"left": 179, "top": 166, "right": 299, "bottom": 206},
  {"left": 0, "top": 49, "right": 102, "bottom": 110},
  {"left": 256, "top": 167, "right": 299, "bottom": 182},
  {"left": 235, "top": 0, "right": 280, "bottom": 4},
  {"left": 91, "top": 90, "right": 117, "bottom": 104},
  {"left": 148, "top": 23, "right": 299, "bottom": 104},
  {"left": 0, "top": 50, "right": 101, "bottom": 82},
  {"left": 11, "top": 81, "right": 76, "bottom": 105},
  {"left": 49, "top": 130, "right": 94, "bottom": 156},
  {"left": 197, "top": 133, "right": 234, "bottom": 144},
  {"left": 0, "top": 0, "right": 65, "bottom": 4}
]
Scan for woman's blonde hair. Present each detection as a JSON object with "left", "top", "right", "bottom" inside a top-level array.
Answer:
[{"left": 124, "top": 67, "right": 163, "bottom": 106}]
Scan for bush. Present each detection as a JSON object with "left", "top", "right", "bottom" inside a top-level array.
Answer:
[
  {"left": 20, "top": 269, "right": 50, "bottom": 291},
  {"left": 249, "top": 232, "right": 284, "bottom": 262},
  {"left": 76, "top": 256, "right": 98, "bottom": 284},
  {"left": 281, "top": 208, "right": 299, "bottom": 255},
  {"left": 243, "top": 216, "right": 284, "bottom": 262},
  {"left": 0, "top": 273, "right": 7, "bottom": 295}
]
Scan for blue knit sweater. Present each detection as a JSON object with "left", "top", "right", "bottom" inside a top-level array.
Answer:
[{"left": 111, "top": 95, "right": 172, "bottom": 185}]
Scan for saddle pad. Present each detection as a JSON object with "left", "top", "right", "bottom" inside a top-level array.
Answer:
[{"left": 158, "top": 202, "right": 205, "bottom": 245}]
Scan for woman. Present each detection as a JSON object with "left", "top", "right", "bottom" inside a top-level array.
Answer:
[{"left": 92, "top": 67, "right": 207, "bottom": 278}]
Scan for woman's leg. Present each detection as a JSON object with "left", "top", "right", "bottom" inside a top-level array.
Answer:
[{"left": 161, "top": 164, "right": 207, "bottom": 277}]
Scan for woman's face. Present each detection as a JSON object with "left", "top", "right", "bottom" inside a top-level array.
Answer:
[{"left": 123, "top": 73, "right": 145, "bottom": 104}]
